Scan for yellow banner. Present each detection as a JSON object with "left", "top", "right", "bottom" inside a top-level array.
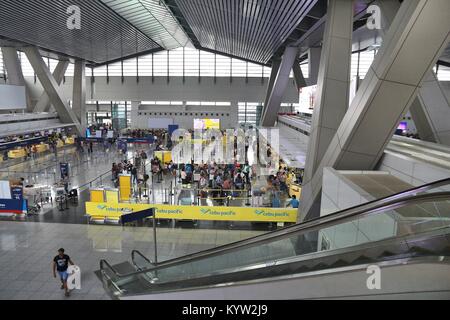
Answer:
[{"left": 85, "top": 202, "right": 297, "bottom": 223}]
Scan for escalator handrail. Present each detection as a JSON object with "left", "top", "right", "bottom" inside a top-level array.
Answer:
[
  {"left": 131, "top": 250, "right": 154, "bottom": 270},
  {"left": 99, "top": 178, "right": 450, "bottom": 278},
  {"left": 100, "top": 192, "right": 450, "bottom": 278}
]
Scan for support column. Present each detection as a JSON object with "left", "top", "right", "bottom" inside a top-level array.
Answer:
[
  {"left": 378, "top": 0, "right": 450, "bottom": 145},
  {"left": 230, "top": 101, "right": 239, "bottom": 128},
  {"left": 1, "top": 47, "right": 33, "bottom": 111},
  {"left": 411, "top": 72, "right": 450, "bottom": 145},
  {"left": 34, "top": 60, "right": 69, "bottom": 113},
  {"left": 302, "top": 0, "right": 354, "bottom": 209},
  {"left": 24, "top": 46, "right": 82, "bottom": 136},
  {"left": 262, "top": 58, "right": 281, "bottom": 116},
  {"left": 261, "top": 46, "right": 298, "bottom": 127},
  {"left": 73, "top": 60, "right": 87, "bottom": 136},
  {"left": 300, "top": 0, "right": 450, "bottom": 221},
  {"left": 293, "top": 59, "right": 307, "bottom": 91},
  {"left": 130, "top": 101, "right": 141, "bottom": 129},
  {"left": 307, "top": 47, "right": 322, "bottom": 86}
]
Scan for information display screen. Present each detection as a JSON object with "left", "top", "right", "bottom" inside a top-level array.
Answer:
[{"left": 194, "top": 119, "right": 220, "bottom": 130}]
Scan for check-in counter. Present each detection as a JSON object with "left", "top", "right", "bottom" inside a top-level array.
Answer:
[
  {"left": 35, "top": 144, "right": 48, "bottom": 153},
  {"left": 56, "top": 140, "right": 64, "bottom": 148},
  {"left": 8, "top": 148, "right": 26, "bottom": 159},
  {"left": 65, "top": 137, "right": 75, "bottom": 145}
]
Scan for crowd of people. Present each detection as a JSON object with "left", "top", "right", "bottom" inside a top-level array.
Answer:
[{"left": 112, "top": 150, "right": 151, "bottom": 198}]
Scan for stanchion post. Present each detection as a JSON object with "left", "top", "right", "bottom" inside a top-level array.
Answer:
[{"left": 153, "top": 208, "right": 158, "bottom": 264}]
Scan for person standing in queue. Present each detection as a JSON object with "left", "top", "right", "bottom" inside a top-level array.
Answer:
[
  {"left": 286, "top": 195, "right": 300, "bottom": 208},
  {"left": 52, "top": 248, "right": 75, "bottom": 297}
]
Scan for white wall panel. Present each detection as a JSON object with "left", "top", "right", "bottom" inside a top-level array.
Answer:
[{"left": 0, "top": 84, "right": 26, "bottom": 109}]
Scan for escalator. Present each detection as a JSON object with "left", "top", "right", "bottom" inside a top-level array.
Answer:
[{"left": 98, "top": 178, "right": 450, "bottom": 299}]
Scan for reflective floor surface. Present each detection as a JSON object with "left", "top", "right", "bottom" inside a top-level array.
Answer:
[{"left": 0, "top": 221, "right": 264, "bottom": 300}]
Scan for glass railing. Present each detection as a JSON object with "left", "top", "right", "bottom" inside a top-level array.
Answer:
[{"left": 100, "top": 178, "right": 450, "bottom": 295}]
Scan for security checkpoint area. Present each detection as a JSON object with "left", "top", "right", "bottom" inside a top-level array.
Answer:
[{"left": 0, "top": 0, "right": 450, "bottom": 305}]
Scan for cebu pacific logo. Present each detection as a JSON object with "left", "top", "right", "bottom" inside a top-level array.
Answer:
[
  {"left": 254, "top": 209, "right": 289, "bottom": 217},
  {"left": 96, "top": 205, "right": 122, "bottom": 212},
  {"left": 200, "top": 208, "right": 235, "bottom": 216}
]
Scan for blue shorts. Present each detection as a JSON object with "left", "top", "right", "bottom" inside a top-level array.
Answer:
[{"left": 58, "top": 271, "right": 69, "bottom": 281}]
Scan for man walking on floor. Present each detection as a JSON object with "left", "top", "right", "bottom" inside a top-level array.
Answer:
[{"left": 52, "top": 248, "right": 75, "bottom": 297}]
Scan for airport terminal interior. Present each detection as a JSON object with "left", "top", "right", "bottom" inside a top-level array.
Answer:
[{"left": 0, "top": 0, "right": 450, "bottom": 300}]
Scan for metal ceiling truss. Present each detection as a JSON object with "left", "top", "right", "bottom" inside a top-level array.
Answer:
[
  {"left": 100, "top": 0, "right": 191, "bottom": 50},
  {"left": 171, "top": 0, "right": 319, "bottom": 65},
  {"left": 0, "top": 0, "right": 161, "bottom": 64}
]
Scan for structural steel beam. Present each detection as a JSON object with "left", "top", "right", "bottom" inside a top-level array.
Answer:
[
  {"left": 300, "top": 0, "right": 450, "bottom": 221},
  {"left": 378, "top": 0, "right": 450, "bottom": 146},
  {"left": 262, "top": 58, "right": 281, "bottom": 117},
  {"left": 24, "top": 46, "right": 82, "bottom": 136},
  {"left": 72, "top": 59, "right": 87, "bottom": 136},
  {"left": 261, "top": 47, "right": 298, "bottom": 127},
  {"left": 33, "top": 60, "right": 69, "bottom": 113},
  {"left": 293, "top": 59, "right": 308, "bottom": 91}
]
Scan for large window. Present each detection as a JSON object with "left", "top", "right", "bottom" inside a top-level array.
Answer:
[
  {"left": 138, "top": 54, "right": 153, "bottom": 76},
  {"left": 351, "top": 50, "right": 376, "bottom": 79},
  {"left": 94, "top": 47, "right": 275, "bottom": 80},
  {"left": 238, "top": 102, "right": 261, "bottom": 125},
  {"left": 436, "top": 65, "right": 450, "bottom": 81},
  {"left": 13, "top": 45, "right": 450, "bottom": 83}
]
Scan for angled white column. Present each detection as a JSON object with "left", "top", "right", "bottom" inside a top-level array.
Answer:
[
  {"left": 302, "top": 0, "right": 354, "bottom": 191},
  {"left": 1, "top": 47, "right": 33, "bottom": 111},
  {"left": 300, "top": 0, "right": 450, "bottom": 221},
  {"left": 262, "top": 58, "right": 281, "bottom": 118},
  {"left": 24, "top": 46, "right": 82, "bottom": 136},
  {"left": 378, "top": 0, "right": 450, "bottom": 145},
  {"left": 73, "top": 59, "right": 87, "bottom": 136},
  {"left": 307, "top": 47, "right": 322, "bottom": 86},
  {"left": 412, "top": 72, "right": 450, "bottom": 145},
  {"left": 293, "top": 59, "right": 307, "bottom": 91},
  {"left": 34, "top": 60, "right": 69, "bottom": 113},
  {"left": 261, "top": 46, "right": 298, "bottom": 127}
]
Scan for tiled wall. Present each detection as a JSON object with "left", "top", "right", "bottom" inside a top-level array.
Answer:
[{"left": 378, "top": 151, "right": 450, "bottom": 187}]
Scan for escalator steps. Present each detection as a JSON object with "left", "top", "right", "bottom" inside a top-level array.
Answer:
[
  {"left": 407, "top": 246, "right": 434, "bottom": 255},
  {"left": 350, "top": 255, "right": 373, "bottom": 265}
]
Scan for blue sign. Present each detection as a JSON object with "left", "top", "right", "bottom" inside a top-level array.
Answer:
[
  {"left": 60, "top": 163, "right": 69, "bottom": 178},
  {"left": 120, "top": 208, "right": 154, "bottom": 225},
  {"left": 118, "top": 139, "right": 128, "bottom": 152},
  {"left": 0, "top": 198, "right": 28, "bottom": 214},
  {"left": 125, "top": 137, "right": 154, "bottom": 144},
  {"left": 10, "top": 187, "right": 23, "bottom": 200},
  {"left": 168, "top": 125, "right": 179, "bottom": 137}
]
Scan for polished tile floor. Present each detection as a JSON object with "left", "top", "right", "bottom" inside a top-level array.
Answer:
[
  {"left": 0, "top": 144, "right": 286, "bottom": 300},
  {"left": 0, "top": 221, "right": 264, "bottom": 300}
]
